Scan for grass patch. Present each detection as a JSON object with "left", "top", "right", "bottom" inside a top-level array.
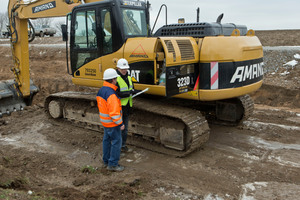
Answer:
[
  {"left": 2, "top": 157, "right": 11, "bottom": 164},
  {"left": 80, "top": 165, "right": 97, "bottom": 174},
  {"left": 137, "top": 191, "right": 145, "bottom": 197}
]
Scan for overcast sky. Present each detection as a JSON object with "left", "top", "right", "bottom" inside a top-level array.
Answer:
[{"left": 1, "top": 0, "right": 300, "bottom": 30}]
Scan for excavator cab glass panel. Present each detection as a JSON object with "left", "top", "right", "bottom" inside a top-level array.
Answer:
[
  {"left": 74, "top": 10, "right": 96, "bottom": 49},
  {"left": 71, "top": 10, "right": 99, "bottom": 71},
  {"left": 121, "top": 8, "right": 147, "bottom": 37},
  {"left": 100, "top": 8, "right": 113, "bottom": 55}
]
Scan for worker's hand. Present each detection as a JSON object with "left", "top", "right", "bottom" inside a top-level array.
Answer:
[
  {"left": 120, "top": 124, "right": 125, "bottom": 130},
  {"left": 131, "top": 90, "right": 140, "bottom": 95}
]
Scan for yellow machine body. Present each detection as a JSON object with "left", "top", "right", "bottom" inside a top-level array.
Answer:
[{"left": 72, "top": 34, "right": 263, "bottom": 101}]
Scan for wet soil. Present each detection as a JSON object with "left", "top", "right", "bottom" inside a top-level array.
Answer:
[{"left": 0, "top": 30, "right": 300, "bottom": 200}]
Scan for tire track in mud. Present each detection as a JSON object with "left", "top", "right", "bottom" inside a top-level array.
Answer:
[{"left": 207, "top": 105, "right": 300, "bottom": 168}]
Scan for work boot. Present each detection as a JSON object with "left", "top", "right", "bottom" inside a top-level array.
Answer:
[
  {"left": 107, "top": 165, "right": 125, "bottom": 172},
  {"left": 121, "top": 146, "right": 133, "bottom": 153},
  {"left": 101, "top": 162, "right": 108, "bottom": 168}
]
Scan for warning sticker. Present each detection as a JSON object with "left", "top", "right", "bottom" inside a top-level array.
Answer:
[{"left": 130, "top": 44, "right": 148, "bottom": 58}]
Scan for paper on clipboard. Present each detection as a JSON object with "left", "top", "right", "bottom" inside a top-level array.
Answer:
[{"left": 132, "top": 88, "right": 149, "bottom": 98}]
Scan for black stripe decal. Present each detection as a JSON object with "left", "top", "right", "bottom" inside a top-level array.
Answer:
[{"left": 199, "top": 58, "right": 264, "bottom": 89}]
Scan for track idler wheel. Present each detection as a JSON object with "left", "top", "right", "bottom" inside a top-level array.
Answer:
[{"left": 48, "top": 100, "right": 63, "bottom": 119}]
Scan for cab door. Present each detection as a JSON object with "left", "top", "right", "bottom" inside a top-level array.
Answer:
[
  {"left": 70, "top": 9, "right": 99, "bottom": 75},
  {"left": 99, "top": 7, "right": 124, "bottom": 74},
  {"left": 70, "top": 5, "right": 123, "bottom": 80}
]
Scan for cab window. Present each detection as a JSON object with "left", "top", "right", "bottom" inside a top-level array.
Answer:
[
  {"left": 122, "top": 8, "right": 147, "bottom": 37},
  {"left": 100, "top": 8, "right": 113, "bottom": 55},
  {"left": 72, "top": 10, "right": 99, "bottom": 70}
]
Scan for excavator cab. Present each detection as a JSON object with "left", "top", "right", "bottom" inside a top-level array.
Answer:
[
  {"left": 67, "top": 0, "right": 149, "bottom": 75},
  {"left": 63, "top": 0, "right": 197, "bottom": 98}
]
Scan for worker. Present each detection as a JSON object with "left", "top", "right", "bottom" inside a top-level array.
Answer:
[
  {"left": 96, "top": 68, "right": 125, "bottom": 172},
  {"left": 115, "top": 58, "right": 139, "bottom": 153}
]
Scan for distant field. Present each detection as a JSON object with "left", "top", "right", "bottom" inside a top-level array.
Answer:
[
  {"left": 255, "top": 29, "right": 300, "bottom": 46},
  {"left": 1, "top": 29, "right": 300, "bottom": 46}
]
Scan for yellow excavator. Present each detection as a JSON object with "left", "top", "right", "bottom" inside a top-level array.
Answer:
[{"left": 1, "top": 0, "right": 263, "bottom": 156}]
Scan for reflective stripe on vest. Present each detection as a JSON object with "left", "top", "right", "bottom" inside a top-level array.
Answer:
[
  {"left": 117, "top": 76, "right": 133, "bottom": 107},
  {"left": 99, "top": 113, "right": 109, "bottom": 117},
  {"left": 99, "top": 112, "right": 123, "bottom": 126}
]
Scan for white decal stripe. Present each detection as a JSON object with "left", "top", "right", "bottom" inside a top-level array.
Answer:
[
  {"left": 210, "top": 62, "right": 219, "bottom": 90},
  {"left": 211, "top": 79, "right": 218, "bottom": 89},
  {"left": 211, "top": 62, "right": 218, "bottom": 76}
]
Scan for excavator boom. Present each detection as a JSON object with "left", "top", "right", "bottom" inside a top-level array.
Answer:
[{"left": 0, "top": 0, "right": 102, "bottom": 116}]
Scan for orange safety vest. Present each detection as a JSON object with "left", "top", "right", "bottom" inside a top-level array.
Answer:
[{"left": 96, "top": 81, "right": 123, "bottom": 128}]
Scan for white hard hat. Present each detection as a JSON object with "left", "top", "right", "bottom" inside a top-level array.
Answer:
[
  {"left": 103, "top": 68, "right": 119, "bottom": 80},
  {"left": 117, "top": 58, "right": 130, "bottom": 69}
]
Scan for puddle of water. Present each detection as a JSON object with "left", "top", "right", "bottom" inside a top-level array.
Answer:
[
  {"left": 242, "top": 153, "right": 260, "bottom": 161},
  {"left": 244, "top": 121, "right": 300, "bottom": 131},
  {"left": 240, "top": 182, "right": 268, "bottom": 200},
  {"left": 212, "top": 135, "right": 300, "bottom": 167},
  {"left": 239, "top": 182, "right": 300, "bottom": 200},
  {"left": 248, "top": 136, "right": 300, "bottom": 168},
  {"left": 249, "top": 136, "right": 300, "bottom": 151},
  {"left": 268, "top": 154, "right": 300, "bottom": 168},
  {"left": 204, "top": 193, "right": 225, "bottom": 200},
  {"left": 287, "top": 116, "right": 300, "bottom": 123},
  {"left": 0, "top": 137, "right": 16, "bottom": 142}
]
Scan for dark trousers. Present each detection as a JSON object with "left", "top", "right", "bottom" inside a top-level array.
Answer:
[
  {"left": 121, "top": 114, "right": 129, "bottom": 147},
  {"left": 103, "top": 126, "right": 122, "bottom": 167}
]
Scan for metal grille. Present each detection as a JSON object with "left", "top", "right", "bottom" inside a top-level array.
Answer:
[
  {"left": 176, "top": 40, "right": 195, "bottom": 61},
  {"left": 164, "top": 40, "right": 176, "bottom": 62}
]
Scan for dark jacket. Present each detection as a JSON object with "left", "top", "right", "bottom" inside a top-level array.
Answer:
[{"left": 116, "top": 70, "right": 133, "bottom": 116}]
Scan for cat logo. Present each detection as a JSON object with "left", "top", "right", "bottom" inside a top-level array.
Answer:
[
  {"left": 129, "top": 70, "right": 140, "bottom": 82},
  {"left": 130, "top": 44, "right": 148, "bottom": 58}
]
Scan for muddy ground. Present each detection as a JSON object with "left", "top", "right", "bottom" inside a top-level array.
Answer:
[{"left": 0, "top": 30, "right": 299, "bottom": 200}]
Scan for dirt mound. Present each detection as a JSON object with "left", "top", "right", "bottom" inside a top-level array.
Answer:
[
  {"left": 252, "top": 84, "right": 300, "bottom": 108},
  {"left": 256, "top": 30, "right": 300, "bottom": 46},
  {"left": 251, "top": 46, "right": 300, "bottom": 108}
]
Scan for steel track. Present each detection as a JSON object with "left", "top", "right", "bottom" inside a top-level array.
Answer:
[{"left": 45, "top": 92, "right": 210, "bottom": 157}]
